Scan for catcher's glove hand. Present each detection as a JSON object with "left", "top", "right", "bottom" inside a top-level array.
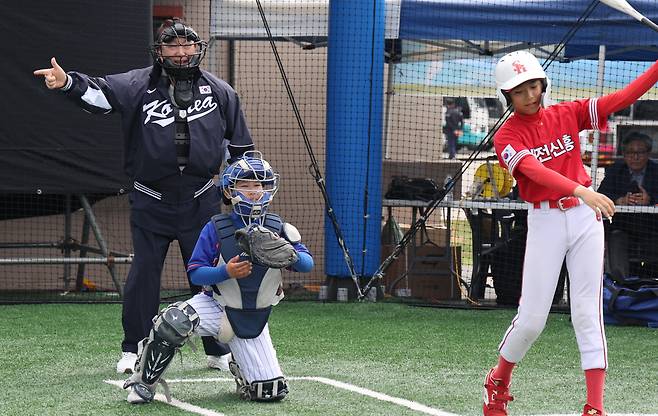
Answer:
[{"left": 235, "top": 224, "right": 299, "bottom": 269}]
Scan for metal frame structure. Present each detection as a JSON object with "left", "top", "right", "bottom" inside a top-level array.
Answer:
[{"left": 0, "top": 194, "right": 131, "bottom": 297}]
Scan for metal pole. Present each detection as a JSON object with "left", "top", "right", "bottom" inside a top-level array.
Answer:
[
  {"left": 78, "top": 195, "right": 124, "bottom": 297},
  {"left": 0, "top": 242, "right": 64, "bottom": 249},
  {"left": 383, "top": 63, "right": 395, "bottom": 159},
  {"left": 228, "top": 40, "right": 236, "bottom": 87},
  {"left": 63, "top": 194, "right": 72, "bottom": 290},
  {"left": 75, "top": 215, "right": 91, "bottom": 291},
  {"left": 0, "top": 257, "right": 133, "bottom": 265}
]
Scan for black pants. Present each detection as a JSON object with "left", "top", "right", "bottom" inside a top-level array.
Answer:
[
  {"left": 607, "top": 227, "right": 658, "bottom": 280},
  {"left": 121, "top": 186, "right": 229, "bottom": 356},
  {"left": 445, "top": 132, "right": 458, "bottom": 159}
]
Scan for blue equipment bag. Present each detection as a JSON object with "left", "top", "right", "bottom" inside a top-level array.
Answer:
[{"left": 603, "top": 274, "right": 658, "bottom": 328}]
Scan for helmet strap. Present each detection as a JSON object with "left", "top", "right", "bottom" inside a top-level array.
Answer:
[{"left": 501, "top": 90, "right": 511, "bottom": 106}]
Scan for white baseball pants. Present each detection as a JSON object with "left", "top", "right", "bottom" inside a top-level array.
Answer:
[
  {"left": 187, "top": 293, "right": 284, "bottom": 383},
  {"left": 498, "top": 202, "right": 608, "bottom": 370}
]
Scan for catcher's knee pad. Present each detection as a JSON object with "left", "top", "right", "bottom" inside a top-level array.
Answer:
[
  {"left": 123, "top": 301, "right": 200, "bottom": 403},
  {"left": 215, "top": 312, "right": 235, "bottom": 344},
  {"left": 228, "top": 360, "right": 288, "bottom": 402}
]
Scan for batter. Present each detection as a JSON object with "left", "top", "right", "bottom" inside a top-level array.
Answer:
[{"left": 483, "top": 50, "right": 658, "bottom": 416}]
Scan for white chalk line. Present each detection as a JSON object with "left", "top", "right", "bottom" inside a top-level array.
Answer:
[{"left": 104, "top": 379, "right": 225, "bottom": 416}]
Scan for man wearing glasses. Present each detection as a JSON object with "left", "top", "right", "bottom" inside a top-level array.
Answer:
[{"left": 598, "top": 132, "right": 658, "bottom": 279}]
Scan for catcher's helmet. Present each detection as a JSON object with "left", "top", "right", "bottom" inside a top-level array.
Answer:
[
  {"left": 151, "top": 18, "right": 207, "bottom": 74},
  {"left": 220, "top": 151, "right": 279, "bottom": 224},
  {"left": 494, "top": 50, "right": 551, "bottom": 107}
]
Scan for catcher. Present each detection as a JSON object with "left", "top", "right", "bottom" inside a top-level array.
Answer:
[{"left": 123, "top": 151, "right": 314, "bottom": 404}]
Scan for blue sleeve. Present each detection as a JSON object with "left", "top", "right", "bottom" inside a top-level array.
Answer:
[
  {"left": 291, "top": 251, "right": 314, "bottom": 273},
  {"left": 188, "top": 222, "right": 233, "bottom": 285},
  {"left": 187, "top": 222, "right": 220, "bottom": 271},
  {"left": 189, "top": 264, "right": 230, "bottom": 285},
  {"left": 290, "top": 242, "right": 313, "bottom": 273}
]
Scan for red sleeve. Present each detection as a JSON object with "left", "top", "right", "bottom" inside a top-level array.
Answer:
[
  {"left": 598, "top": 60, "right": 658, "bottom": 116},
  {"left": 516, "top": 156, "right": 580, "bottom": 196}
]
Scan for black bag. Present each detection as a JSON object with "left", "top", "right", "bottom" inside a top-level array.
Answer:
[
  {"left": 385, "top": 176, "right": 440, "bottom": 202},
  {"left": 603, "top": 274, "right": 658, "bottom": 328},
  {"left": 490, "top": 212, "right": 566, "bottom": 306}
]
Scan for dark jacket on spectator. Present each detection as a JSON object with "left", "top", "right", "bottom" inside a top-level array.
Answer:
[
  {"left": 598, "top": 159, "right": 658, "bottom": 205},
  {"left": 598, "top": 158, "right": 658, "bottom": 236}
]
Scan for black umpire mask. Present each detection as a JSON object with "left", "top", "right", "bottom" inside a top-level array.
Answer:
[{"left": 151, "top": 19, "right": 207, "bottom": 108}]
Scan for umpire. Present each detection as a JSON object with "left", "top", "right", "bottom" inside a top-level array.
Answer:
[{"left": 34, "top": 18, "right": 254, "bottom": 372}]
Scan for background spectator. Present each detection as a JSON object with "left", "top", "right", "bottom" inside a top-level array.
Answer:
[
  {"left": 443, "top": 97, "right": 464, "bottom": 159},
  {"left": 598, "top": 132, "right": 658, "bottom": 279}
]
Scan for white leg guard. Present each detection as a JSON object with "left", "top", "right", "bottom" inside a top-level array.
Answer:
[{"left": 123, "top": 301, "right": 199, "bottom": 403}]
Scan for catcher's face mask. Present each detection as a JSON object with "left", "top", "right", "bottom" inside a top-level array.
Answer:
[{"left": 221, "top": 151, "right": 279, "bottom": 225}]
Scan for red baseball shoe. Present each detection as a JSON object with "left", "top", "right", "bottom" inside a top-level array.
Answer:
[
  {"left": 483, "top": 368, "right": 514, "bottom": 416},
  {"left": 582, "top": 404, "right": 604, "bottom": 416}
]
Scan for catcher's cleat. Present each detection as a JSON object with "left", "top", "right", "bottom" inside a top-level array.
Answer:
[
  {"left": 126, "top": 382, "right": 155, "bottom": 404},
  {"left": 116, "top": 352, "right": 137, "bottom": 374},
  {"left": 483, "top": 368, "right": 514, "bottom": 416},
  {"left": 207, "top": 354, "right": 231, "bottom": 371},
  {"left": 582, "top": 404, "right": 605, "bottom": 416}
]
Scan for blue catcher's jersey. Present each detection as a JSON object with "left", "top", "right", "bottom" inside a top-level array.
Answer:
[
  {"left": 64, "top": 66, "right": 253, "bottom": 183},
  {"left": 188, "top": 212, "right": 311, "bottom": 338}
]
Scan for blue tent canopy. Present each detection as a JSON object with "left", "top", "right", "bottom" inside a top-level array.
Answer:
[
  {"left": 212, "top": 1, "right": 657, "bottom": 60},
  {"left": 399, "top": 0, "right": 658, "bottom": 61}
]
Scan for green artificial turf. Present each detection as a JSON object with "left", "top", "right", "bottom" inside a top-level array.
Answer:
[{"left": 0, "top": 302, "right": 656, "bottom": 415}]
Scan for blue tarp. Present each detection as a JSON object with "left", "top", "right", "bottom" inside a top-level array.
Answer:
[{"left": 399, "top": 0, "right": 658, "bottom": 61}]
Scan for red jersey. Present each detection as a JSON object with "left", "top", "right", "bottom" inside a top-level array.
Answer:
[{"left": 494, "top": 98, "right": 607, "bottom": 202}]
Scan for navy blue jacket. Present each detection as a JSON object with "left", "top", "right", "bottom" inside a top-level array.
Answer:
[
  {"left": 598, "top": 159, "right": 658, "bottom": 235},
  {"left": 64, "top": 66, "right": 253, "bottom": 183}
]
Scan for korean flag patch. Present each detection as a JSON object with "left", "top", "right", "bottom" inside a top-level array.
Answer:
[
  {"left": 501, "top": 144, "right": 516, "bottom": 167},
  {"left": 199, "top": 85, "right": 211, "bottom": 94}
]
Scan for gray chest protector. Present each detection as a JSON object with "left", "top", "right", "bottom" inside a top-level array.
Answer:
[{"left": 211, "top": 213, "right": 285, "bottom": 339}]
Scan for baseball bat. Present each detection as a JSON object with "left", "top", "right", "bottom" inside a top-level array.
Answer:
[{"left": 599, "top": 0, "right": 658, "bottom": 33}]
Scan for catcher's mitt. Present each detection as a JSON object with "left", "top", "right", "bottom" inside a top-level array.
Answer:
[{"left": 235, "top": 224, "right": 299, "bottom": 269}]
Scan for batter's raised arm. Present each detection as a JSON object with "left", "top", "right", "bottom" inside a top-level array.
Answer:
[
  {"left": 33, "top": 57, "right": 69, "bottom": 90},
  {"left": 597, "top": 60, "right": 658, "bottom": 116}
]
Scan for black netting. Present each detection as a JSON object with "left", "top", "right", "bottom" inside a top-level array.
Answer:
[{"left": 3, "top": 1, "right": 658, "bottom": 305}]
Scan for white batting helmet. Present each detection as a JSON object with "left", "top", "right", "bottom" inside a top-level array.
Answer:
[{"left": 494, "top": 50, "right": 552, "bottom": 107}]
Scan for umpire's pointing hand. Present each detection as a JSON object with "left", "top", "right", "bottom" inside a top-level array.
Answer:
[{"left": 33, "top": 57, "right": 67, "bottom": 89}]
